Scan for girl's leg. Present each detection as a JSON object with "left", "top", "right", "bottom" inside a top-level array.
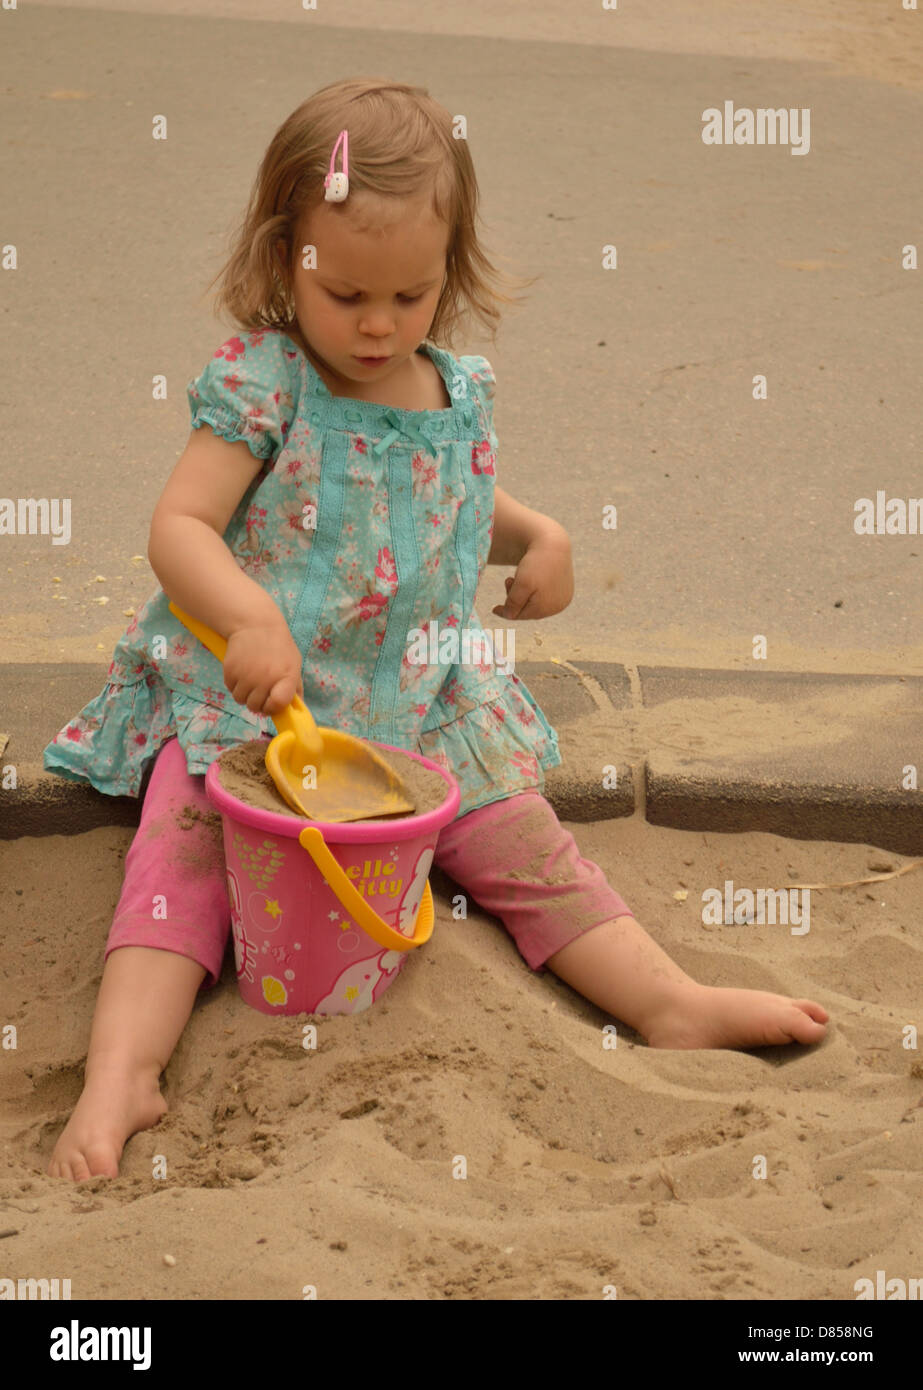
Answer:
[
  {"left": 48, "top": 948, "right": 206, "bottom": 1181},
  {"left": 434, "top": 794, "right": 828, "bottom": 1050},
  {"left": 544, "top": 916, "right": 828, "bottom": 1049},
  {"left": 48, "top": 737, "right": 230, "bottom": 1180}
]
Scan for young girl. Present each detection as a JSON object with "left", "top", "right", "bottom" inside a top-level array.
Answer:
[{"left": 44, "top": 78, "right": 828, "bottom": 1182}]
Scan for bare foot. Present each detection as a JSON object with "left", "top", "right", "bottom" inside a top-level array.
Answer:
[
  {"left": 644, "top": 983, "right": 829, "bottom": 1050},
  {"left": 47, "top": 1066, "right": 167, "bottom": 1181}
]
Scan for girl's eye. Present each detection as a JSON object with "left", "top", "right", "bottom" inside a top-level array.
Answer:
[{"left": 327, "top": 291, "right": 421, "bottom": 304}]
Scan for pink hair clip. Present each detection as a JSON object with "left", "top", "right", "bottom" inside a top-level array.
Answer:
[{"left": 324, "top": 129, "right": 349, "bottom": 202}]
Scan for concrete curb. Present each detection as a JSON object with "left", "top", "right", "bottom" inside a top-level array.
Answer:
[{"left": 1, "top": 662, "right": 921, "bottom": 856}]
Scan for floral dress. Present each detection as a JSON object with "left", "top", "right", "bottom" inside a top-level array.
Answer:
[{"left": 43, "top": 329, "right": 562, "bottom": 820}]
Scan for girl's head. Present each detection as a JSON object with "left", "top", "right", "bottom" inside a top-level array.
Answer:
[{"left": 206, "top": 77, "right": 535, "bottom": 371}]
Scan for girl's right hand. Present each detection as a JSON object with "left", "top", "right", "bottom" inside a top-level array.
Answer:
[{"left": 223, "top": 621, "right": 305, "bottom": 716}]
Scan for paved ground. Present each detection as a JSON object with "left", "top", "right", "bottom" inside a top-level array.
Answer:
[
  {"left": 1, "top": 0, "right": 920, "bottom": 672},
  {"left": 1, "top": 2, "right": 920, "bottom": 848}
]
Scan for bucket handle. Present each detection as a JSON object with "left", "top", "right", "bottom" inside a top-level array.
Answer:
[{"left": 298, "top": 826, "right": 434, "bottom": 953}]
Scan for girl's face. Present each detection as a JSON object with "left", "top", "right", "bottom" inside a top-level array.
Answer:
[{"left": 282, "top": 194, "right": 449, "bottom": 396}]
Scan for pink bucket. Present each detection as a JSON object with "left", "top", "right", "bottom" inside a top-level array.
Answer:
[{"left": 205, "top": 740, "right": 460, "bottom": 1017}]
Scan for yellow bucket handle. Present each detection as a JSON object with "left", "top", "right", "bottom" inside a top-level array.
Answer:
[{"left": 298, "top": 826, "right": 434, "bottom": 953}]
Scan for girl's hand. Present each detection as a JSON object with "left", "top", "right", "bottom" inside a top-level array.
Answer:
[
  {"left": 491, "top": 526, "right": 574, "bottom": 620},
  {"left": 223, "top": 620, "right": 305, "bottom": 716}
]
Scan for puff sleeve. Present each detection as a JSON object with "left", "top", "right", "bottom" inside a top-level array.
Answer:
[
  {"left": 186, "top": 330, "right": 299, "bottom": 463},
  {"left": 458, "top": 354, "right": 499, "bottom": 478}
]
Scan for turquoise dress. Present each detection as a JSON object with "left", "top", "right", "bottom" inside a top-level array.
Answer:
[{"left": 43, "top": 329, "right": 561, "bottom": 820}]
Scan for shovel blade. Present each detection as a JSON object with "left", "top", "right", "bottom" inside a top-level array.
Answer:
[{"left": 265, "top": 731, "right": 416, "bottom": 824}]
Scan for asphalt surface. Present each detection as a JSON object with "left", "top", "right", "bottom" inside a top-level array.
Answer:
[
  {"left": 1, "top": 2, "right": 920, "bottom": 673},
  {"left": 1, "top": 3, "right": 920, "bottom": 855}
]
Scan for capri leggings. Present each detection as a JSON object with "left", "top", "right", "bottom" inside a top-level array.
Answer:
[{"left": 106, "top": 736, "right": 635, "bottom": 988}]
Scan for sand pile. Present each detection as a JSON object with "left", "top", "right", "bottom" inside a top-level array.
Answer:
[
  {"left": 2, "top": 813, "right": 920, "bottom": 1300},
  {"left": 214, "top": 740, "right": 448, "bottom": 821}
]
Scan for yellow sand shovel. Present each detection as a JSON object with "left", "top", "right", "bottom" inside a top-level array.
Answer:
[{"left": 168, "top": 602, "right": 416, "bottom": 824}]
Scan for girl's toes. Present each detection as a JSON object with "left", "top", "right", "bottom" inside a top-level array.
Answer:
[{"left": 785, "top": 1002, "right": 828, "bottom": 1044}]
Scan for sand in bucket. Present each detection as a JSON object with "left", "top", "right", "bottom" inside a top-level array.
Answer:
[
  {"left": 207, "top": 740, "right": 459, "bottom": 1017},
  {"left": 216, "top": 740, "right": 448, "bottom": 820}
]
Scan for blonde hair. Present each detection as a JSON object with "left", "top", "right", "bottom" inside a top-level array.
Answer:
[{"left": 204, "top": 77, "right": 537, "bottom": 351}]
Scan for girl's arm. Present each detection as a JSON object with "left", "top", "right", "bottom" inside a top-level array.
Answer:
[
  {"left": 488, "top": 486, "right": 569, "bottom": 566},
  {"left": 488, "top": 486, "right": 574, "bottom": 620},
  {"left": 148, "top": 425, "right": 303, "bottom": 715},
  {"left": 148, "top": 425, "right": 286, "bottom": 637}
]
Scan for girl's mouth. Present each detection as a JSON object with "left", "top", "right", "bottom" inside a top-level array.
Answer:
[{"left": 354, "top": 356, "right": 390, "bottom": 367}]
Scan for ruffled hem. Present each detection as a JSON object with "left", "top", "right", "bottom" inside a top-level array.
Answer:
[
  {"left": 43, "top": 668, "right": 561, "bottom": 821},
  {"left": 43, "top": 674, "right": 276, "bottom": 798},
  {"left": 417, "top": 673, "right": 561, "bottom": 820}
]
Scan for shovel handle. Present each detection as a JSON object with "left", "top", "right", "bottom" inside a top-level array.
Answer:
[
  {"left": 168, "top": 601, "right": 320, "bottom": 747},
  {"left": 168, "top": 601, "right": 228, "bottom": 662},
  {"left": 298, "top": 826, "right": 434, "bottom": 952}
]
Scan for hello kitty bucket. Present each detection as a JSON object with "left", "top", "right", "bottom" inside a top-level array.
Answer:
[{"left": 205, "top": 742, "right": 460, "bottom": 1017}]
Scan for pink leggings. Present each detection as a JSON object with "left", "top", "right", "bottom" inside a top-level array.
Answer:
[{"left": 108, "top": 737, "right": 634, "bottom": 989}]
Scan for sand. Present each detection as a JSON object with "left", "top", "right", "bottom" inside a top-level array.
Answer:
[
  {"left": 214, "top": 739, "right": 448, "bottom": 821},
  {"left": 1, "top": 814, "right": 920, "bottom": 1300}
]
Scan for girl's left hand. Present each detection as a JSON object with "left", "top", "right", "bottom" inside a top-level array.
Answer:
[{"left": 491, "top": 528, "right": 574, "bottom": 620}]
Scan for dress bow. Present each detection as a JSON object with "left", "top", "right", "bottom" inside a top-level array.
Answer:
[{"left": 372, "top": 409, "right": 439, "bottom": 458}]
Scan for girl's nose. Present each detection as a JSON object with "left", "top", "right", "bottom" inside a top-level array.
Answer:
[{"left": 357, "top": 309, "right": 395, "bottom": 336}]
